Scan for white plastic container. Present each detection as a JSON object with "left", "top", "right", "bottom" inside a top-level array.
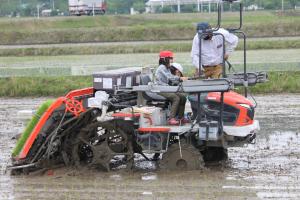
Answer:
[
  {"left": 88, "top": 91, "right": 109, "bottom": 109},
  {"left": 199, "top": 121, "right": 219, "bottom": 141}
]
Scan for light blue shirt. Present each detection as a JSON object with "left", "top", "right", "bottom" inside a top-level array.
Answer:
[{"left": 155, "top": 64, "right": 180, "bottom": 85}]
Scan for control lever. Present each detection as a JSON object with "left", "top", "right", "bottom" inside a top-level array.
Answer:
[
  {"left": 188, "top": 77, "right": 199, "bottom": 80},
  {"left": 188, "top": 74, "right": 205, "bottom": 80},
  {"left": 225, "top": 60, "right": 233, "bottom": 72}
]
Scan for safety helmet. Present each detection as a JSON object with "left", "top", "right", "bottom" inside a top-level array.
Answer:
[
  {"left": 159, "top": 50, "right": 174, "bottom": 58},
  {"left": 171, "top": 63, "right": 183, "bottom": 74},
  {"left": 197, "top": 22, "right": 211, "bottom": 33}
]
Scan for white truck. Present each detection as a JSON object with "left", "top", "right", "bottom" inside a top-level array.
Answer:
[{"left": 68, "top": 0, "right": 106, "bottom": 16}]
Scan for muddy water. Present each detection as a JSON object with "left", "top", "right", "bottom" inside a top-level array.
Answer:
[{"left": 0, "top": 95, "right": 300, "bottom": 200}]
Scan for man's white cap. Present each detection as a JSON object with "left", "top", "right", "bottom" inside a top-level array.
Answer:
[{"left": 171, "top": 63, "right": 183, "bottom": 74}]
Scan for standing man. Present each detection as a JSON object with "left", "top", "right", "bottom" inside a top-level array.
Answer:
[
  {"left": 155, "top": 51, "right": 188, "bottom": 125},
  {"left": 191, "top": 22, "right": 238, "bottom": 79}
]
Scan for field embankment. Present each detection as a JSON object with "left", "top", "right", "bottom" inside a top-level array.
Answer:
[
  {"left": 0, "top": 38, "right": 300, "bottom": 56},
  {"left": 0, "top": 71, "right": 299, "bottom": 97},
  {"left": 0, "top": 11, "right": 299, "bottom": 45}
]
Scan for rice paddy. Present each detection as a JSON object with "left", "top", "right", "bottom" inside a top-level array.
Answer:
[{"left": 0, "top": 49, "right": 299, "bottom": 77}]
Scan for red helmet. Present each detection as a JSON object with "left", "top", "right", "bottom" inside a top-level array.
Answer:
[{"left": 159, "top": 51, "right": 174, "bottom": 58}]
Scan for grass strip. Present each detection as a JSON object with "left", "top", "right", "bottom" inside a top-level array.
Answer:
[
  {"left": 249, "top": 71, "right": 300, "bottom": 94},
  {"left": 0, "top": 23, "right": 299, "bottom": 45},
  {"left": 12, "top": 99, "right": 53, "bottom": 157},
  {"left": 0, "top": 71, "right": 299, "bottom": 97},
  {"left": 0, "top": 11, "right": 297, "bottom": 32},
  {"left": 0, "top": 39, "right": 299, "bottom": 57},
  {"left": 0, "top": 11, "right": 299, "bottom": 45},
  {"left": 0, "top": 76, "right": 92, "bottom": 97}
]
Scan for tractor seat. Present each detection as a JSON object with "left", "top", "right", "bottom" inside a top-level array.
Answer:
[{"left": 140, "top": 74, "right": 166, "bottom": 102}]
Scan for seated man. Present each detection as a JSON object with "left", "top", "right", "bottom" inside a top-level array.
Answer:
[{"left": 155, "top": 51, "right": 188, "bottom": 125}]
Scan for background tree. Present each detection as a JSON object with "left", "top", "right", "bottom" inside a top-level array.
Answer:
[
  {"left": 132, "top": 0, "right": 146, "bottom": 13},
  {"left": 0, "top": 0, "right": 299, "bottom": 16}
]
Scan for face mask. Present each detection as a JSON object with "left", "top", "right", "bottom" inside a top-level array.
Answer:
[{"left": 204, "top": 34, "right": 212, "bottom": 40}]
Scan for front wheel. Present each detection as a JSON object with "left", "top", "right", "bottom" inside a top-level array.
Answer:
[{"left": 202, "top": 147, "right": 228, "bottom": 164}]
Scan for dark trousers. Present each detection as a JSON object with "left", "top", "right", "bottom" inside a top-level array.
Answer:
[{"left": 159, "top": 92, "right": 186, "bottom": 118}]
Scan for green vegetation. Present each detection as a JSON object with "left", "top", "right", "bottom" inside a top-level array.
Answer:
[
  {"left": 0, "top": 76, "right": 92, "bottom": 97},
  {"left": 0, "top": 11, "right": 299, "bottom": 45},
  {"left": 250, "top": 71, "right": 300, "bottom": 93},
  {"left": 0, "top": 39, "right": 299, "bottom": 57},
  {"left": 0, "top": 0, "right": 147, "bottom": 16},
  {"left": 12, "top": 99, "right": 53, "bottom": 157},
  {"left": 0, "top": 71, "right": 299, "bottom": 97},
  {"left": 0, "top": 0, "right": 298, "bottom": 16}
]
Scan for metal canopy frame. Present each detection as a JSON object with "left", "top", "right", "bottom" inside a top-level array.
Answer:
[
  {"left": 197, "top": 0, "right": 249, "bottom": 96},
  {"left": 133, "top": 79, "right": 232, "bottom": 93}
]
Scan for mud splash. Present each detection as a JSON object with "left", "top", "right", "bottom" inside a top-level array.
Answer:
[{"left": 1, "top": 94, "right": 300, "bottom": 199}]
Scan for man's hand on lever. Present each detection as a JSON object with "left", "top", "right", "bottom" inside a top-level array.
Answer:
[
  {"left": 224, "top": 54, "right": 229, "bottom": 60},
  {"left": 180, "top": 77, "right": 189, "bottom": 81}
]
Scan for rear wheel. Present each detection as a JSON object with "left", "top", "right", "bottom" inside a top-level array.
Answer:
[
  {"left": 160, "top": 141, "right": 204, "bottom": 171},
  {"left": 71, "top": 123, "right": 109, "bottom": 170},
  {"left": 71, "top": 120, "right": 134, "bottom": 171}
]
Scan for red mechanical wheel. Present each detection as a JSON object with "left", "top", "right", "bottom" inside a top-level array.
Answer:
[{"left": 65, "top": 98, "right": 84, "bottom": 117}]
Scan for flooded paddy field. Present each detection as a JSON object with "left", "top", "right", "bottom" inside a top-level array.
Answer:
[
  {"left": 1, "top": 94, "right": 300, "bottom": 199},
  {"left": 0, "top": 49, "right": 299, "bottom": 77}
]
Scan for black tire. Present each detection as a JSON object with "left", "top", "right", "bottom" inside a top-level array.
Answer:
[
  {"left": 71, "top": 120, "right": 134, "bottom": 171},
  {"left": 160, "top": 142, "right": 204, "bottom": 171},
  {"left": 202, "top": 147, "right": 228, "bottom": 163}
]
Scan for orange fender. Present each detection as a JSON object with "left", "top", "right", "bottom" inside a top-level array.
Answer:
[
  {"left": 18, "top": 87, "right": 94, "bottom": 160},
  {"left": 18, "top": 97, "right": 65, "bottom": 159},
  {"left": 65, "top": 87, "right": 94, "bottom": 99}
]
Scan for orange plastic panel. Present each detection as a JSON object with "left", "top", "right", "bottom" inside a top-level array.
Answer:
[
  {"left": 18, "top": 97, "right": 65, "bottom": 159},
  {"left": 112, "top": 113, "right": 141, "bottom": 118},
  {"left": 138, "top": 127, "right": 170, "bottom": 133}
]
